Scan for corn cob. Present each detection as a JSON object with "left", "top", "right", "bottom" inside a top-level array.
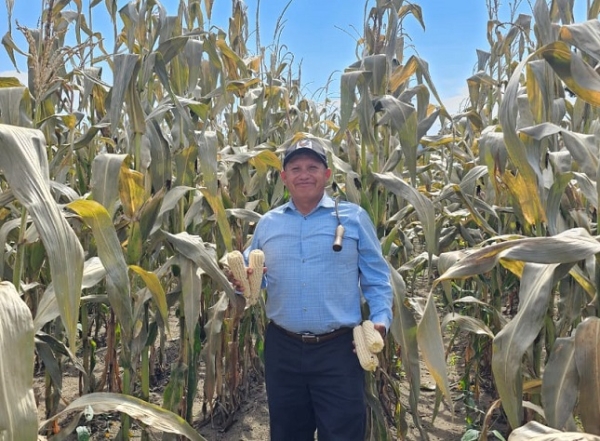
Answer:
[
  {"left": 248, "top": 249, "right": 265, "bottom": 302},
  {"left": 362, "top": 320, "right": 384, "bottom": 353},
  {"left": 227, "top": 250, "right": 251, "bottom": 299},
  {"left": 353, "top": 325, "right": 379, "bottom": 371}
]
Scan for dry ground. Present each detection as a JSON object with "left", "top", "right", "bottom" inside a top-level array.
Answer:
[{"left": 35, "top": 331, "right": 505, "bottom": 441}]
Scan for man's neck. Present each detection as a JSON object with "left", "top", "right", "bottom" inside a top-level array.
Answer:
[{"left": 292, "top": 195, "right": 323, "bottom": 215}]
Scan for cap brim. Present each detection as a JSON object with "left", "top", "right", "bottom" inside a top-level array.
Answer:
[{"left": 283, "top": 149, "right": 328, "bottom": 168}]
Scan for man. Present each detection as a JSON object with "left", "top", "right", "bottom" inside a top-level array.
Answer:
[{"left": 236, "top": 135, "right": 393, "bottom": 441}]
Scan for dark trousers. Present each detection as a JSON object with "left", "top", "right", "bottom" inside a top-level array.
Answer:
[{"left": 264, "top": 322, "right": 366, "bottom": 441}]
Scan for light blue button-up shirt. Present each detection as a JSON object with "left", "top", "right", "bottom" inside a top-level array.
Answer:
[{"left": 248, "top": 194, "right": 393, "bottom": 334}]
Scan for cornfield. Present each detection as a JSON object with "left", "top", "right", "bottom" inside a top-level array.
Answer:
[{"left": 1, "top": 0, "right": 600, "bottom": 440}]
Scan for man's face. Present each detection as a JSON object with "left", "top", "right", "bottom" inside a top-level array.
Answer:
[{"left": 281, "top": 153, "right": 331, "bottom": 207}]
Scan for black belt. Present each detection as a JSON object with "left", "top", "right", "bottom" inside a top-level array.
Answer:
[{"left": 270, "top": 321, "right": 352, "bottom": 344}]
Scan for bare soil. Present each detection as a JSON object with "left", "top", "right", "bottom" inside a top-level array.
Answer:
[{"left": 35, "top": 312, "right": 506, "bottom": 441}]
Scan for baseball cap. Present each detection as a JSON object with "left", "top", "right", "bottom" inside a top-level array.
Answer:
[{"left": 283, "top": 138, "right": 328, "bottom": 168}]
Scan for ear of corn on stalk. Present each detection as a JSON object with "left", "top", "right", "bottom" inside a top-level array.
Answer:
[
  {"left": 227, "top": 249, "right": 264, "bottom": 305},
  {"left": 362, "top": 320, "right": 384, "bottom": 353},
  {"left": 353, "top": 325, "right": 379, "bottom": 371}
]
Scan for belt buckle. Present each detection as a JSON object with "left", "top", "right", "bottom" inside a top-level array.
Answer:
[{"left": 300, "top": 333, "right": 318, "bottom": 343}]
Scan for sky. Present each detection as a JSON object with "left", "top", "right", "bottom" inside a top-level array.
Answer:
[{"left": 0, "top": 1, "right": 591, "bottom": 113}]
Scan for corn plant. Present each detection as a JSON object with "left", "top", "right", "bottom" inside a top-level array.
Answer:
[
  {"left": 4, "top": 0, "right": 600, "bottom": 440},
  {"left": 428, "top": 0, "right": 600, "bottom": 437}
]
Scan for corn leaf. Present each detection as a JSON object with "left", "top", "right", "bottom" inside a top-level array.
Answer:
[
  {"left": 90, "top": 153, "right": 128, "bottom": 219},
  {"left": 0, "top": 281, "right": 37, "bottom": 441},
  {"left": 498, "top": 56, "right": 547, "bottom": 227},
  {"left": 67, "top": 199, "right": 133, "bottom": 341},
  {"left": 560, "top": 131, "right": 598, "bottom": 180},
  {"left": 197, "top": 131, "right": 219, "bottom": 195},
  {"left": 437, "top": 228, "right": 600, "bottom": 281},
  {"left": 129, "top": 265, "right": 169, "bottom": 333},
  {"left": 559, "top": 19, "right": 600, "bottom": 61},
  {"left": 338, "top": 70, "right": 361, "bottom": 135},
  {"left": 389, "top": 56, "right": 419, "bottom": 93},
  {"left": 34, "top": 257, "right": 106, "bottom": 332},
  {"left": 0, "top": 124, "right": 84, "bottom": 353},
  {"left": 590, "top": 0, "right": 600, "bottom": 19},
  {"left": 509, "top": 421, "right": 600, "bottom": 441},
  {"left": 501, "top": 171, "right": 547, "bottom": 227},
  {"left": 540, "top": 41, "right": 600, "bottom": 106},
  {"left": 39, "top": 392, "right": 206, "bottom": 441},
  {"left": 416, "top": 289, "right": 453, "bottom": 412},
  {"left": 119, "top": 162, "right": 146, "bottom": 220},
  {"left": 163, "top": 231, "right": 234, "bottom": 299},
  {"left": 0, "top": 87, "right": 27, "bottom": 126},
  {"left": 178, "top": 257, "right": 203, "bottom": 348},
  {"left": 373, "top": 172, "right": 439, "bottom": 257},
  {"left": 542, "top": 336, "right": 579, "bottom": 431},
  {"left": 199, "top": 190, "right": 234, "bottom": 252},
  {"left": 441, "top": 313, "right": 494, "bottom": 338},
  {"left": 201, "top": 292, "right": 229, "bottom": 405},
  {"left": 492, "top": 262, "right": 558, "bottom": 430},
  {"left": 388, "top": 263, "right": 423, "bottom": 434},
  {"left": 547, "top": 172, "right": 574, "bottom": 235},
  {"left": 574, "top": 317, "right": 600, "bottom": 435},
  {"left": 110, "top": 54, "right": 140, "bottom": 134}
]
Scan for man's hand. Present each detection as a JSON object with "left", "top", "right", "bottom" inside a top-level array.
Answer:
[
  {"left": 373, "top": 323, "right": 386, "bottom": 339},
  {"left": 225, "top": 266, "right": 266, "bottom": 293}
]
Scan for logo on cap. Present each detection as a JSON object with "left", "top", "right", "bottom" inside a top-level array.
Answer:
[
  {"left": 283, "top": 138, "right": 328, "bottom": 168},
  {"left": 296, "top": 139, "right": 314, "bottom": 150}
]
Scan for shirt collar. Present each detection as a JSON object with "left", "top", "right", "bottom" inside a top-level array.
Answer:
[{"left": 285, "top": 193, "right": 335, "bottom": 214}]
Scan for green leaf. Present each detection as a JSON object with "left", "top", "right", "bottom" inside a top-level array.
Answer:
[
  {"left": 574, "top": 317, "right": 600, "bottom": 435},
  {"left": 34, "top": 257, "right": 106, "bottom": 332},
  {"left": 492, "top": 263, "right": 558, "bottom": 430},
  {"left": 179, "top": 257, "right": 203, "bottom": 350},
  {"left": 0, "top": 87, "right": 27, "bottom": 126},
  {"left": 67, "top": 199, "right": 133, "bottom": 341},
  {"left": 201, "top": 292, "right": 229, "bottom": 404},
  {"left": 441, "top": 312, "right": 494, "bottom": 338},
  {"left": 508, "top": 421, "right": 600, "bottom": 441},
  {"left": 372, "top": 172, "right": 439, "bottom": 257},
  {"left": 388, "top": 263, "right": 423, "bottom": 434},
  {"left": 542, "top": 337, "right": 579, "bottom": 431},
  {"left": 110, "top": 54, "right": 140, "bottom": 134},
  {"left": 0, "top": 281, "right": 38, "bottom": 441},
  {"left": 200, "top": 190, "right": 233, "bottom": 252},
  {"left": 338, "top": 70, "right": 362, "bottom": 135},
  {"left": 163, "top": 231, "right": 234, "bottom": 299},
  {"left": 559, "top": 19, "right": 600, "bottom": 61},
  {"left": 416, "top": 289, "right": 453, "bottom": 412},
  {"left": 39, "top": 392, "right": 207, "bottom": 441},
  {"left": 437, "top": 228, "right": 600, "bottom": 281},
  {"left": 540, "top": 41, "right": 600, "bottom": 106},
  {"left": 498, "top": 54, "right": 547, "bottom": 227},
  {"left": 129, "top": 265, "right": 169, "bottom": 334},
  {"left": 119, "top": 162, "right": 146, "bottom": 220},
  {"left": 0, "top": 124, "right": 84, "bottom": 353},
  {"left": 90, "top": 153, "right": 128, "bottom": 219}
]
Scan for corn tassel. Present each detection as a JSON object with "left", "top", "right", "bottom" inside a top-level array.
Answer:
[
  {"left": 362, "top": 320, "right": 384, "bottom": 353},
  {"left": 227, "top": 250, "right": 251, "bottom": 299},
  {"left": 248, "top": 249, "right": 264, "bottom": 304},
  {"left": 353, "top": 325, "right": 378, "bottom": 371}
]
